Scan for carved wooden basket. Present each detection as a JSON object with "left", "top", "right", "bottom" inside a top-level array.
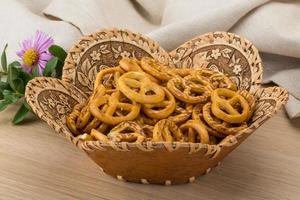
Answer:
[{"left": 25, "top": 29, "right": 288, "bottom": 185}]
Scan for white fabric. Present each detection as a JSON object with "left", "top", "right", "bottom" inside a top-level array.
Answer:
[{"left": 1, "top": 0, "right": 300, "bottom": 118}]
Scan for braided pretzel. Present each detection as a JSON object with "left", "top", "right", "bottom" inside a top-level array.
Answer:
[
  {"left": 194, "top": 69, "right": 237, "bottom": 91},
  {"left": 107, "top": 121, "right": 145, "bottom": 143},
  {"left": 90, "top": 90, "right": 141, "bottom": 125},
  {"left": 142, "top": 87, "right": 176, "bottom": 119},
  {"left": 153, "top": 119, "right": 184, "bottom": 142},
  {"left": 140, "top": 57, "right": 174, "bottom": 81},
  {"left": 94, "top": 66, "right": 124, "bottom": 90},
  {"left": 119, "top": 58, "right": 159, "bottom": 83},
  {"left": 180, "top": 120, "right": 210, "bottom": 144},
  {"left": 118, "top": 71, "right": 165, "bottom": 104},
  {"left": 211, "top": 88, "right": 250, "bottom": 123},
  {"left": 91, "top": 129, "right": 109, "bottom": 142},
  {"left": 167, "top": 75, "right": 212, "bottom": 104},
  {"left": 66, "top": 103, "right": 85, "bottom": 136},
  {"left": 135, "top": 113, "right": 158, "bottom": 126},
  {"left": 76, "top": 85, "right": 107, "bottom": 130},
  {"left": 168, "top": 102, "right": 193, "bottom": 124},
  {"left": 192, "top": 104, "right": 226, "bottom": 138},
  {"left": 203, "top": 103, "right": 248, "bottom": 135}
]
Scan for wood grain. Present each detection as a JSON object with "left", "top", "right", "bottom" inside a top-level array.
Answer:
[{"left": 0, "top": 103, "right": 300, "bottom": 200}]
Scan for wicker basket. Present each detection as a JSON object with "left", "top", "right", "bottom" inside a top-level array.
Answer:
[{"left": 25, "top": 29, "right": 288, "bottom": 185}]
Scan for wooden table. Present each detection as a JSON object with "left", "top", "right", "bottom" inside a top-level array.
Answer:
[{"left": 1, "top": 104, "right": 300, "bottom": 200}]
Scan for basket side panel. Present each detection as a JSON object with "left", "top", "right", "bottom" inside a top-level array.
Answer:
[
  {"left": 85, "top": 143, "right": 221, "bottom": 185},
  {"left": 170, "top": 32, "right": 263, "bottom": 93},
  {"left": 62, "top": 28, "right": 172, "bottom": 95},
  {"left": 25, "top": 77, "right": 87, "bottom": 139}
]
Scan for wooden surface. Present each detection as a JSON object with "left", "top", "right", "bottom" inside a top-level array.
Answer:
[{"left": 1, "top": 104, "right": 300, "bottom": 200}]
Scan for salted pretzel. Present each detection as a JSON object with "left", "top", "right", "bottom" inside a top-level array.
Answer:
[
  {"left": 195, "top": 69, "right": 237, "bottom": 91},
  {"left": 211, "top": 88, "right": 250, "bottom": 123},
  {"left": 107, "top": 121, "right": 145, "bottom": 143},
  {"left": 119, "top": 58, "right": 159, "bottom": 83},
  {"left": 167, "top": 75, "right": 212, "bottom": 104},
  {"left": 76, "top": 133, "right": 93, "bottom": 141},
  {"left": 140, "top": 57, "right": 174, "bottom": 81},
  {"left": 94, "top": 66, "right": 124, "bottom": 91},
  {"left": 118, "top": 71, "right": 165, "bottom": 104},
  {"left": 135, "top": 113, "right": 158, "bottom": 126},
  {"left": 90, "top": 90, "right": 141, "bottom": 125},
  {"left": 90, "top": 129, "right": 109, "bottom": 142},
  {"left": 192, "top": 104, "right": 226, "bottom": 138},
  {"left": 180, "top": 120, "right": 210, "bottom": 144},
  {"left": 76, "top": 85, "right": 107, "bottom": 130},
  {"left": 152, "top": 119, "right": 184, "bottom": 142},
  {"left": 168, "top": 102, "right": 193, "bottom": 124},
  {"left": 203, "top": 103, "right": 248, "bottom": 135},
  {"left": 142, "top": 87, "right": 176, "bottom": 119}
]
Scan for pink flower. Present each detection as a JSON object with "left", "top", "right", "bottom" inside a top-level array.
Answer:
[{"left": 17, "top": 30, "right": 54, "bottom": 75}]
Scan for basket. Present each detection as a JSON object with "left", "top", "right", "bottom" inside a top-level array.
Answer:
[{"left": 25, "top": 28, "right": 288, "bottom": 185}]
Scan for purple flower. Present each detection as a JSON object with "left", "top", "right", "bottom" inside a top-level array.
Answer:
[{"left": 17, "top": 30, "right": 54, "bottom": 75}]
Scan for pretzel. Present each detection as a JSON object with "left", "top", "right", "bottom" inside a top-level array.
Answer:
[
  {"left": 76, "top": 85, "right": 107, "bottom": 131},
  {"left": 192, "top": 104, "right": 226, "bottom": 138},
  {"left": 119, "top": 58, "right": 159, "bottom": 83},
  {"left": 66, "top": 103, "right": 85, "bottom": 136},
  {"left": 135, "top": 114, "right": 158, "bottom": 126},
  {"left": 180, "top": 120, "right": 210, "bottom": 144},
  {"left": 107, "top": 121, "right": 145, "bottom": 143},
  {"left": 167, "top": 75, "right": 212, "bottom": 104},
  {"left": 141, "top": 125, "right": 154, "bottom": 139},
  {"left": 194, "top": 69, "right": 237, "bottom": 91},
  {"left": 91, "top": 129, "right": 109, "bottom": 142},
  {"left": 90, "top": 90, "right": 141, "bottom": 125},
  {"left": 211, "top": 88, "right": 250, "bottom": 123},
  {"left": 168, "top": 102, "right": 193, "bottom": 124},
  {"left": 140, "top": 57, "right": 174, "bottom": 81},
  {"left": 94, "top": 66, "right": 124, "bottom": 90},
  {"left": 203, "top": 103, "right": 248, "bottom": 135},
  {"left": 142, "top": 87, "right": 176, "bottom": 119},
  {"left": 152, "top": 119, "right": 184, "bottom": 142},
  {"left": 118, "top": 71, "right": 165, "bottom": 104},
  {"left": 76, "top": 133, "right": 94, "bottom": 141}
]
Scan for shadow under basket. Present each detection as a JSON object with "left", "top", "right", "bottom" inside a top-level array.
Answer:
[{"left": 25, "top": 28, "right": 288, "bottom": 185}]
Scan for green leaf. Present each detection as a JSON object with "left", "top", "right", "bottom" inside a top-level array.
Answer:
[
  {"left": 19, "top": 70, "right": 33, "bottom": 85},
  {"left": 7, "top": 65, "right": 19, "bottom": 92},
  {"left": 12, "top": 78, "right": 24, "bottom": 94},
  {"left": 0, "top": 99, "right": 12, "bottom": 111},
  {"left": 3, "top": 90, "right": 22, "bottom": 103},
  {"left": 1, "top": 44, "right": 8, "bottom": 72},
  {"left": 8, "top": 61, "right": 21, "bottom": 68},
  {"left": 32, "top": 66, "right": 39, "bottom": 77},
  {"left": 49, "top": 45, "right": 67, "bottom": 62},
  {"left": 13, "top": 101, "right": 31, "bottom": 124},
  {"left": 55, "top": 60, "right": 64, "bottom": 78},
  {"left": 0, "top": 81, "right": 11, "bottom": 100},
  {"left": 43, "top": 57, "right": 58, "bottom": 77},
  {"left": 23, "top": 101, "right": 31, "bottom": 110}
]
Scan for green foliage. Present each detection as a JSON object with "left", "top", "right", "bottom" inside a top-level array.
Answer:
[
  {"left": 0, "top": 43, "right": 67, "bottom": 124},
  {"left": 1, "top": 44, "right": 8, "bottom": 72}
]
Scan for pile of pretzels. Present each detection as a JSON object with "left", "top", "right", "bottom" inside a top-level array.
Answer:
[{"left": 66, "top": 57, "right": 256, "bottom": 145}]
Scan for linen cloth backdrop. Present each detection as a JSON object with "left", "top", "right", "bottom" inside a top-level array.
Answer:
[{"left": 1, "top": 0, "right": 300, "bottom": 118}]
